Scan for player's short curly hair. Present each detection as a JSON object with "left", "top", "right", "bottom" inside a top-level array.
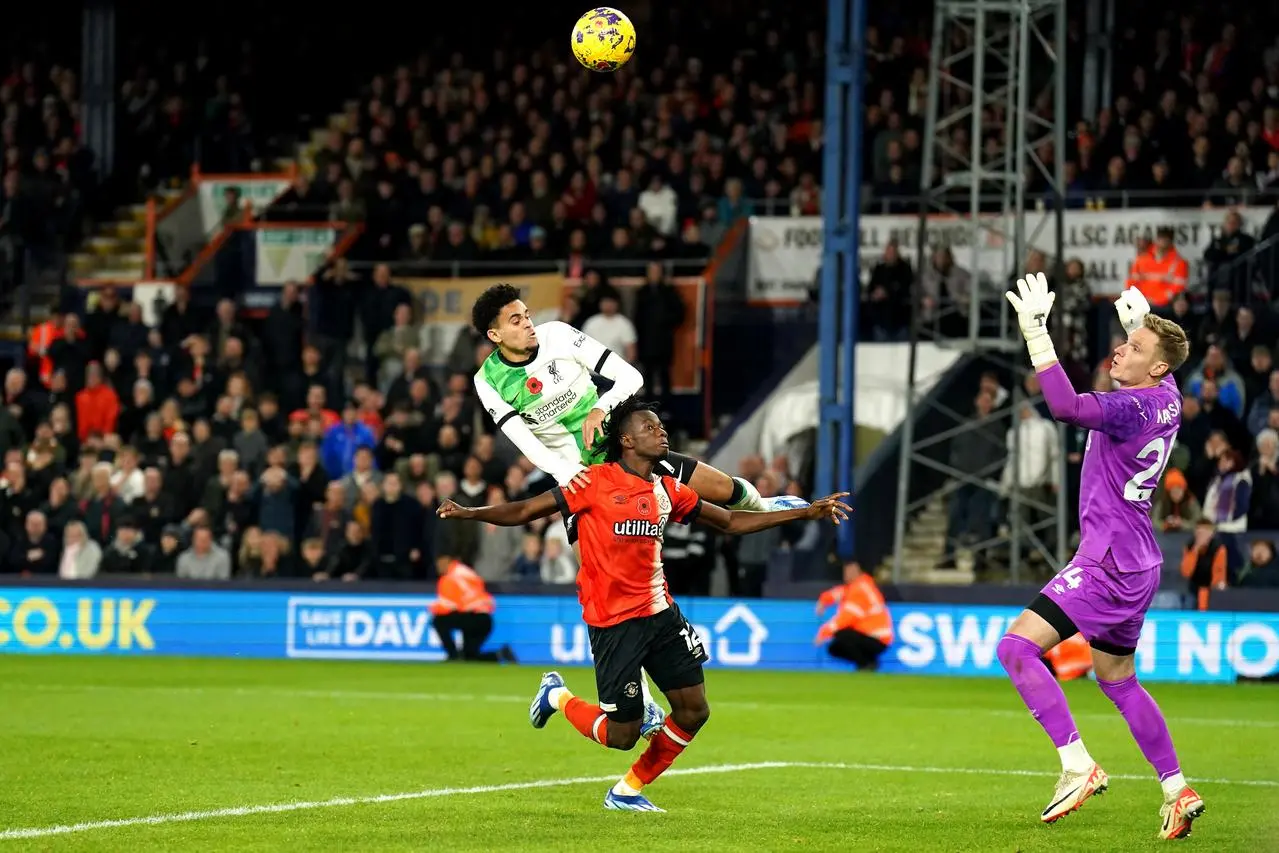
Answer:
[
  {"left": 471, "top": 283, "right": 523, "bottom": 336},
  {"left": 603, "top": 395, "right": 659, "bottom": 462}
]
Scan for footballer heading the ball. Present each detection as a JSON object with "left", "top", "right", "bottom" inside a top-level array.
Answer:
[{"left": 571, "top": 7, "right": 636, "bottom": 72}]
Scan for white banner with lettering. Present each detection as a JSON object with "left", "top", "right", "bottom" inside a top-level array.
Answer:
[
  {"left": 255, "top": 228, "right": 338, "bottom": 285},
  {"left": 747, "top": 207, "right": 1273, "bottom": 304},
  {"left": 198, "top": 177, "right": 293, "bottom": 234}
]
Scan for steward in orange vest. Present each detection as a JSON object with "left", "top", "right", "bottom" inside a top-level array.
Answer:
[
  {"left": 1043, "top": 633, "right": 1093, "bottom": 682},
  {"left": 431, "top": 556, "right": 515, "bottom": 662},
  {"left": 1125, "top": 227, "right": 1188, "bottom": 307},
  {"left": 815, "top": 561, "right": 894, "bottom": 670},
  {"left": 27, "top": 313, "right": 66, "bottom": 388}
]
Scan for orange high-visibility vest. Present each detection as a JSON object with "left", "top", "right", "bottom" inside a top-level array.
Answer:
[
  {"left": 1125, "top": 248, "right": 1189, "bottom": 307},
  {"left": 431, "top": 560, "right": 496, "bottom": 615},
  {"left": 27, "top": 321, "right": 65, "bottom": 387},
  {"left": 816, "top": 574, "right": 893, "bottom": 645},
  {"left": 1045, "top": 633, "right": 1093, "bottom": 682}
]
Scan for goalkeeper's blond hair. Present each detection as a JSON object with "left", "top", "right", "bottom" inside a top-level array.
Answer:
[{"left": 1144, "top": 314, "right": 1189, "bottom": 373}]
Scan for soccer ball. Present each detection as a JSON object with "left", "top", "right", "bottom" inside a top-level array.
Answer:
[{"left": 571, "top": 7, "right": 636, "bottom": 72}]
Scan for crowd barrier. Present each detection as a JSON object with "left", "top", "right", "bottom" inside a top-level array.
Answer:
[{"left": 1, "top": 587, "right": 1275, "bottom": 683}]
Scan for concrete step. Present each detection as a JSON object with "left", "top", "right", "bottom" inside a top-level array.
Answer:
[
  {"left": 911, "top": 518, "right": 948, "bottom": 536},
  {"left": 70, "top": 253, "right": 99, "bottom": 274},
  {"left": 902, "top": 533, "right": 945, "bottom": 551},
  {"left": 114, "top": 204, "right": 148, "bottom": 224},
  {"left": 101, "top": 220, "right": 145, "bottom": 241},
  {"left": 914, "top": 568, "right": 977, "bottom": 586},
  {"left": 111, "top": 252, "right": 146, "bottom": 268},
  {"left": 85, "top": 236, "right": 128, "bottom": 256},
  {"left": 80, "top": 266, "right": 144, "bottom": 282}
]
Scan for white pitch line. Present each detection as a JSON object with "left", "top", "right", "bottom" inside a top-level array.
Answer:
[
  {"left": 0, "top": 762, "right": 785, "bottom": 841},
  {"left": 16, "top": 682, "right": 1279, "bottom": 729},
  {"left": 1, "top": 760, "right": 1276, "bottom": 841}
]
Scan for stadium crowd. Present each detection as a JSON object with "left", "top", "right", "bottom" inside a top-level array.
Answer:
[
  {"left": 3, "top": 280, "right": 816, "bottom": 590},
  {"left": 262, "top": 5, "right": 827, "bottom": 270},
  {"left": 10, "top": 3, "right": 1279, "bottom": 598},
  {"left": 0, "top": 58, "right": 96, "bottom": 294}
]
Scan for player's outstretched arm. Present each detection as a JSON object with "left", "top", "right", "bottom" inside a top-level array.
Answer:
[
  {"left": 473, "top": 372, "right": 589, "bottom": 488},
  {"left": 1006, "top": 272, "right": 1107, "bottom": 431},
  {"left": 550, "top": 321, "right": 645, "bottom": 412},
  {"left": 437, "top": 491, "right": 559, "bottom": 527},
  {"left": 696, "top": 492, "right": 850, "bottom": 535},
  {"left": 1038, "top": 362, "right": 1107, "bottom": 431}
]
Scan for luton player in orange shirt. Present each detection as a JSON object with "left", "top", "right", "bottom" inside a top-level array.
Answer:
[{"left": 438, "top": 397, "right": 849, "bottom": 812}]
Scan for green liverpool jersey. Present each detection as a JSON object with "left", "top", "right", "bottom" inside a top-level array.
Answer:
[{"left": 473, "top": 321, "right": 621, "bottom": 482}]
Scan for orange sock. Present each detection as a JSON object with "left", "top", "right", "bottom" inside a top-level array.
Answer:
[
  {"left": 626, "top": 719, "right": 695, "bottom": 788},
  {"left": 562, "top": 696, "right": 609, "bottom": 746}
]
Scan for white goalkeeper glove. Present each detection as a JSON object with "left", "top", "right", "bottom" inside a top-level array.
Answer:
[
  {"left": 1114, "top": 286, "right": 1151, "bottom": 336},
  {"left": 1005, "top": 272, "right": 1057, "bottom": 369}
]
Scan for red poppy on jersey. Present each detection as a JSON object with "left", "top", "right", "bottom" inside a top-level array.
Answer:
[
  {"left": 553, "top": 462, "right": 702, "bottom": 628},
  {"left": 526, "top": 376, "right": 543, "bottom": 395}
]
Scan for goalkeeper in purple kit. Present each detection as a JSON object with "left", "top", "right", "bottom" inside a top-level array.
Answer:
[{"left": 1000, "top": 272, "right": 1205, "bottom": 839}]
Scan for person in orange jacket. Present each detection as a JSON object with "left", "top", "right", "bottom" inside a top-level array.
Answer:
[
  {"left": 74, "top": 362, "right": 120, "bottom": 441},
  {"left": 28, "top": 311, "right": 66, "bottom": 388},
  {"left": 1180, "top": 519, "right": 1229, "bottom": 611},
  {"left": 815, "top": 560, "right": 894, "bottom": 670},
  {"left": 1043, "top": 632, "right": 1093, "bottom": 682},
  {"left": 1125, "top": 226, "right": 1189, "bottom": 307},
  {"left": 431, "top": 554, "right": 516, "bottom": 662}
]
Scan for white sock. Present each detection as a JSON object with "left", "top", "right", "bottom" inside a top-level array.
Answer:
[
  {"left": 547, "top": 687, "right": 570, "bottom": 710},
  {"left": 639, "top": 671, "right": 654, "bottom": 705},
  {"left": 1160, "top": 772, "right": 1187, "bottom": 800},
  {"left": 1057, "top": 739, "right": 1094, "bottom": 773},
  {"left": 611, "top": 778, "right": 641, "bottom": 797}
]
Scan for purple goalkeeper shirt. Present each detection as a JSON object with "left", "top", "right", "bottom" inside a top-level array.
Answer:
[{"left": 1039, "top": 365, "right": 1181, "bottom": 573}]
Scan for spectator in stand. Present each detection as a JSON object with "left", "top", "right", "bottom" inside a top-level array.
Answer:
[
  {"left": 1181, "top": 520, "right": 1229, "bottom": 612},
  {"left": 1246, "top": 370, "right": 1279, "bottom": 436},
  {"left": 1126, "top": 226, "right": 1188, "bottom": 308},
  {"left": 1238, "top": 539, "right": 1279, "bottom": 588},
  {"left": 1204, "top": 210, "right": 1258, "bottom": 296},
  {"left": 581, "top": 295, "right": 638, "bottom": 363},
  {"left": 864, "top": 241, "right": 912, "bottom": 341},
  {"left": 633, "top": 264, "right": 686, "bottom": 403},
  {"left": 321, "top": 401, "right": 377, "bottom": 479},
  {"left": 58, "top": 520, "right": 101, "bottom": 579},
  {"left": 1188, "top": 347, "right": 1247, "bottom": 419},
  {"left": 1197, "top": 289, "right": 1236, "bottom": 351},
  {"left": 1153, "top": 469, "right": 1202, "bottom": 533},
  {"left": 1249, "top": 429, "right": 1279, "bottom": 530},
  {"left": 1239, "top": 344, "right": 1272, "bottom": 407},
  {"left": 1202, "top": 443, "right": 1252, "bottom": 562},
  {"left": 176, "top": 525, "right": 231, "bottom": 580},
  {"left": 940, "top": 391, "right": 1004, "bottom": 570}
]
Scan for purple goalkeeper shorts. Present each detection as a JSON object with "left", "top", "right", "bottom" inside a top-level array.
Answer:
[{"left": 1038, "top": 554, "right": 1160, "bottom": 653}]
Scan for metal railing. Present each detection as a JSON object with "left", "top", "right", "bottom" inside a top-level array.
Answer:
[
  {"left": 1200, "top": 233, "right": 1279, "bottom": 302},
  {"left": 745, "top": 186, "right": 1279, "bottom": 216},
  {"left": 342, "top": 257, "right": 711, "bottom": 279}
]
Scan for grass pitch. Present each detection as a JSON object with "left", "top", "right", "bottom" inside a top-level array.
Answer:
[{"left": 1, "top": 657, "right": 1276, "bottom": 851}]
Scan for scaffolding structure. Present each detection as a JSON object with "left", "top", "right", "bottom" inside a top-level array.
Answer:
[{"left": 890, "top": 0, "right": 1070, "bottom": 583}]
